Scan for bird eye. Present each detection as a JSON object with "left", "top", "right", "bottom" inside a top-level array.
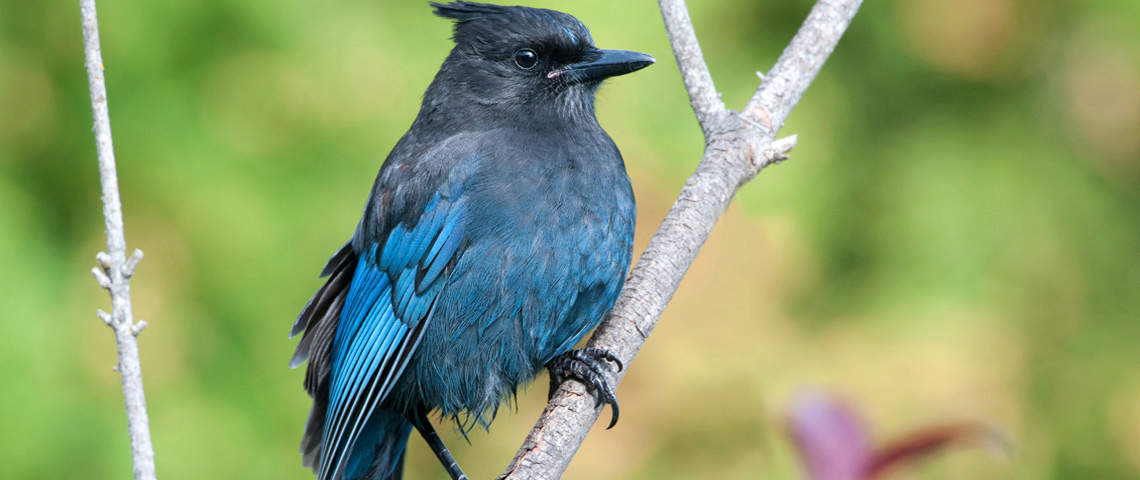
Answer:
[{"left": 513, "top": 49, "right": 538, "bottom": 69}]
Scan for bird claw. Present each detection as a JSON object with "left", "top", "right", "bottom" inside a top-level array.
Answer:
[{"left": 546, "top": 347, "right": 622, "bottom": 429}]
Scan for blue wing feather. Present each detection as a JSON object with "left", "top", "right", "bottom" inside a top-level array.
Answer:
[
  {"left": 419, "top": 213, "right": 466, "bottom": 291},
  {"left": 317, "top": 195, "right": 467, "bottom": 480}
]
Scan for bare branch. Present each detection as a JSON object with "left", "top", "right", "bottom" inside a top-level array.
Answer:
[
  {"left": 502, "top": 1, "right": 861, "bottom": 478},
  {"left": 79, "top": 1, "right": 157, "bottom": 479},
  {"left": 743, "top": 0, "right": 863, "bottom": 137},
  {"left": 658, "top": 0, "right": 728, "bottom": 134}
]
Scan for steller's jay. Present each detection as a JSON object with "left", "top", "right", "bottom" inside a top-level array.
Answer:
[{"left": 289, "top": 3, "right": 653, "bottom": 479}]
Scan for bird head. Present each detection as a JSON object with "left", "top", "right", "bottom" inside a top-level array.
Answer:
[{"left": 427, "top": 2, "right": 654, "bottom": 120}]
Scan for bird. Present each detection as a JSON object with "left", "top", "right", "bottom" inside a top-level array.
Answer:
[{"left": 288, "top": 2, "right": 653, "bottom": 479}]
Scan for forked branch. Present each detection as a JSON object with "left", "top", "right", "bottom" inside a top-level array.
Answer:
[{"left": 502, "top": 1, "right": 862, "bottom": 478}]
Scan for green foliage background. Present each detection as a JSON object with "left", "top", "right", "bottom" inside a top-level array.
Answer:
[{"left": 2, "top": 0, "right": 1138, "bottom": 478}]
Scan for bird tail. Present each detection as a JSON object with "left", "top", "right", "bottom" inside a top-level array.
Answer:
[
  {"left": 342, "top": 408, "right": 413, "bottom": 480},
  {"left": 293, "top": 243, "right": 409, "bottom": 479},
  {"left": 295, "top": 243, "right": 357, "bottom": 471},
  {"left": 302, "top": 405, "right": 412, "bottom": 480}
]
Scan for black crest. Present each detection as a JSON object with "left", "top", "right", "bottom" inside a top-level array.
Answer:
[
  {"left": 429, "top": 1, "right": 593, "bottom": 52},
  {"left": 430, "top": 1, "right": 511, "bottom": 22}
]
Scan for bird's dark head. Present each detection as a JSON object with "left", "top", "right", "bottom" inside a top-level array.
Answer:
[{"left": 425, "top": 2, "right": 654, "bottom": 122}]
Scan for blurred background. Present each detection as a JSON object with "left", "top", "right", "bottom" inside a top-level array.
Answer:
[{"left": 2, "top": 0, "right": 1138, "bottom": 478}]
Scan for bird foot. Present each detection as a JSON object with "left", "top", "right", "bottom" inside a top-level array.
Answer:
[{"left": 546, "top": 347, "right": 623, "bottom": 429}]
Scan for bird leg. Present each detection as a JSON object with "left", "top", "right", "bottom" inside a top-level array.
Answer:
[
  {"left": 546, "top": 347, "right": 623, "bottom": 429},
  {"left": 412, "top": 410, "right": 469, "bottom": 480}
]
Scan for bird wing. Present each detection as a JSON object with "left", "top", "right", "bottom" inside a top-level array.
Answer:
[{"left": 318, "top": 194, "right": 469, "bottom": 480}]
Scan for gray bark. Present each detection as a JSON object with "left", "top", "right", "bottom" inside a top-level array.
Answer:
[
  {"left": 501, "top": 1, "right": 862, "bottom": 478},
  {"left": 79, "top": 1, "right": 157, "bottom": 479}
]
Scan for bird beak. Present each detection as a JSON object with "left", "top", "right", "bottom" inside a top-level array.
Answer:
[{"left": 550, "top": 49, "right": 655, "bottom": 84}]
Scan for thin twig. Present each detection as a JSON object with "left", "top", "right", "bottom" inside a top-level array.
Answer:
[
  {"left": 742, "top": 0, "right": 862, "bottom": 138},
  {"left": 79, "top": 1, "right": 157, "bottom": 479},
  {"left": 501, "top": 1, "right": 861, "bottom": 478},
  {"left": 658, "top": 0, "right": 727, "bottom": 134}
]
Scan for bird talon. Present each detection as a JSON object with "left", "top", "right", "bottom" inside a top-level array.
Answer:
[
  {"left": 579, "top": 347, "right": 623, "bottom": 372},
  {"left": 546, "top": 348, "right": 622, "bottom": 428}
]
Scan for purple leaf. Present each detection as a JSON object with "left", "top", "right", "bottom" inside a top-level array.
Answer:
[
  {"left": 785, "top": 389, "right": 1011, "bottom": 480},
  {"left": 786, "top": 390, "right": 873, "bottom": 480}
]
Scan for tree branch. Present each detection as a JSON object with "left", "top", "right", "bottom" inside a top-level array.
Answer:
[
  {"left": 79, "top": 1, "right": 157, "bottom": 479},
  {"left": 743, "top": 0, "right": 862, "bottom": 138},
  {"left": 501, "top": 1, "right": 861, "bottom": 478},
  {"left": 658, "top": 0, "right": 727, "bottom": 135}
]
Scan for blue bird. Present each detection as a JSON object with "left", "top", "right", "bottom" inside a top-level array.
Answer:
[{"left": 289, "top": 3, "right": 653, "bottom": 479}]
